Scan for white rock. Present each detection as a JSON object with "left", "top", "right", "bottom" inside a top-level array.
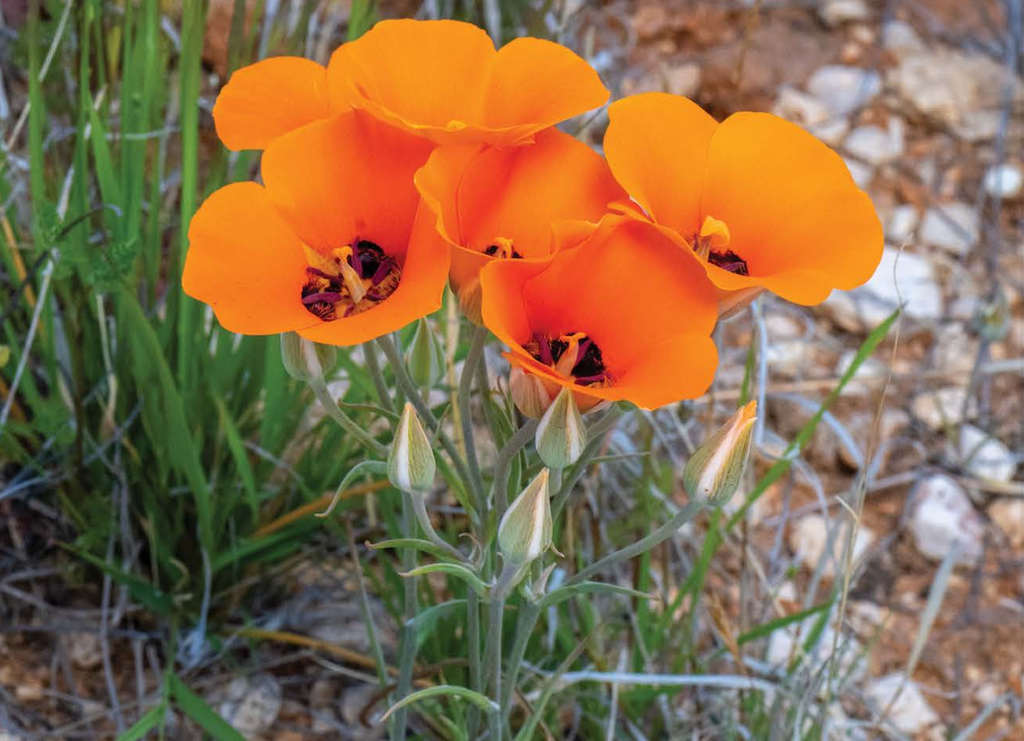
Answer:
[
  {"left": 909, "top": 475, "right": 985, "bottom": 565},
  {"left": 834, "top": 349, "right": 887, "bottom": 395},
  {"left": 65, "top": 632, "right": 103, "bottom": 670},
  {"left": 767, "top": 614, "right": 864, "bottom": 682},
  {"left": 807, "top": 65, "right": 882, "bottom": 117},
  {"left": 844, "top": 120, "right": 904, "bottom": 166},
  {"left": 865, "top": 674, "right": 940, "bottom": 734},
  {"left": 665, "top": 62, "right": 702, "bottom": 98},
  {"left": 773, "top": 86, "right": 851, "bottom": 146},
  {"left": 989, "top": 498, "right": 1024, "bottom": 548},
  {"left": 217, "top": 674, "right": 282, "bottom": 737},
  {"left": 886, "top": 205, "right": 919, "bottom": 245},
  {"left": 919, "top": 202, "right": 979, "bottom": 256},
  {"left": 818, "top": 0, "right": 870, "bottom": 27},
  {"left": 843, "top": 157, "right": 874, "bottom": 188},
  {"left": 983, "top": 164, "right": 1023, "bottom": 199},
  {"left": 821, "top": 247, "right": 942, "bottom": 330},
  {"left": 911, "top": 387, "right": 968, "bottom": 430},
  {"left": 881, "top": 20, "right": 926, "bottom": 59},
  {"left": 789, "top": 514, "right": 875, "bottom": 577},
  {"left": 959, "top": 424, "right": 1016, "bottom": 484}
]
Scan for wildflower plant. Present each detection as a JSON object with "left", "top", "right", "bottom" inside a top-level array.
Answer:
[{"left": 171, "top": 16, "right": 889, "bottom": 737}]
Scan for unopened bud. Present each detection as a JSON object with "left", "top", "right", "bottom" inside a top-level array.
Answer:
[
  {"left": 406, "top": 318, "right": 446, "bottom": 388},
  {"left": 535, "top": 387, "right": 587, "bottom": 469},
  {"left": 509, "top": 366, "right": 553, "bottom": 419},
  {"left": 280, "top": 332, "right": 337, "bottom": 383},
  {"left": 498, "top": 469, "right": 552, "bottom": 565},
  {"left": 388, "top": 402, "right": 436, "bottom": 494},
  {"left": 683, "top": 401, "right": 757, "bottom": 507}
]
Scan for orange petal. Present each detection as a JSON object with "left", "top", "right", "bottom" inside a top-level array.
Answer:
[
  {"left": 183, "top": 182, "right": 314, "bottom": 334},
  {"left": 604, "top": 93, "right": 717, "bottom": 237},
  {"left": 701, "top": 112, "right": 883, "bottom": 304},
  {"left": 213, "top": 57, "right": 332, "bottom": 151},
  {"left": 260, "top": 110, "right": 434, "bottom": 257},
  {"left": 482, "top": 38, "right": 609, "bottom": 144},
  {"left": 297, "top": 202, "right": 451, "bottom": 346},
  {"left": 326, "top": 19, "right": 494, "bottom": 144}
]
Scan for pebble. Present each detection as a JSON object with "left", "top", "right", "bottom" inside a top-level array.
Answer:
[
  {"left": 881, "top": 20, "right": 926, "bottom": 59},
  {"left": 806, "top": 65, "right": 881, "bottom": 117},
  {"left": 919, "top": 202, "right": 979, "bottom": 256},
  {"left": 885, "top": 205, "right": 919, "bottom": 245},
  {"left": 989, "top": 498, "right": 1024, "bottom": 548},
  {"left": 821, "top": 247, "right": 942, "bottom": 330},
  {"left": 844, "top": 120, "right": 905, "bottom": 166},
  {"left": 216, "top": 674, "right": 283, "bottom": 737},
  {"left": 15, "top": 682, "right": 43, "bottom": 702},
  {"left": 665, "top": 62, "right": 702, "bottom": 98},
  {"left": 843, "top": 157, "right": 874, "bottom": 189},
  {"left": 767, "top": 614, "right": 864, "bottom": 682},
  {"left": 911, "top": 387, "right": 968, "bottom": 430},
  {"left": 959, "top": 424, "right": 1016, "bottom": 484},
  {"left": 789, "top": 514, "right": 875, "bottom": 577},
  {"left": 909, "top": 475, "right": 985, "bottom": 565},
  {"left": 818, "top": 0, "right": 870, "bottom": 27},
  {"left": 983, "top": 164, "right": 1023, "bottom": 199},
  {"left": 772, "top": 87, "right": 849, "bottom": 145},
  {"left": 864, "top": 674, "right": 939, "bottom": 734},
  {"left": 834, "top": 349, "right": 887, "bottom": 396},
  {"left": 65, "top": 632, "right": 103, "bottom": 670}
]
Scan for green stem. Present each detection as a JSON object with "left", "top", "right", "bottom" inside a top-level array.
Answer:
[
  {"left": 466, "top": 588, "right": 483, "bottom": 738},
  {"left": 552, "top": 406, "right": 624, "bottom": 519},
  {"left": 377, "top": 335, "right": 479, "bottom": 500},
  {"left": 492, "top": 420, "right": 539, "bottom": 521},
  {"left": 362, "top": 340, "right": 394, "bottom": 414},
  {"left": 309, "top": 380, "right": 388, "bottom": 457},
  {"left": 392, "top": 492, "right": 419, "bottom": 740},
  {"left": 458, "top": 326, "right": 488, "bottom": 515},
  {"left": 410, "top": 491, "right": 468, "bottom": 562},
  {"left": 564, "top": 500, "right": 705, "bottom": 588},
  {"left": 500, "top": 600, "right": 541, "bottom": 727}
]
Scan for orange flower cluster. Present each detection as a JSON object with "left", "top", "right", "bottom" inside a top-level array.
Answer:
[{"left": 184, "top": 20, "right": 882, "bottom": 413}]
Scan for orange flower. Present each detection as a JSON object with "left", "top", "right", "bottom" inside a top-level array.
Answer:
[
  {"left": 603, "top": 93, "right": 883, "bottom": 310},
  {"left": 414, "top": 127, "right": 626, "bottom": 319},
  {"left": 480, "top": 216, "right": 719, "bottom": 412},
  {"left": 184, "top": 110, "right": 449, "bottom": 345},
  {"left": 327, "top": 19, "right": 608, "bottom": 146}
]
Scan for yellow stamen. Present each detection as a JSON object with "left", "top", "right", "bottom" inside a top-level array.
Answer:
[
  {"left": 693, "top": 215, "right": 731, "bottom": 260},
  {"left": 553, "top": 332, "right": 587, "bottom": 377},
  {"left": 334, "top": 245, "right": 367, "bottom": 305},
  {"left": 489, "top": 236, "right": 516, "bottom": 259}
]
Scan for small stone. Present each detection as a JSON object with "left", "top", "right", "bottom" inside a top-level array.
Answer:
[
  {"left": 15, "top": 682, "right": 43, "bottom": 702},
  {"left": 911, "top": 387, "right": 968, "bottom": 430},
  {"left": 807, "top": 65, "right": 882, "bottom": 116},
  {"left": 789, "top": 514, "right": 875, "bottom": 577},
  {"left": 773, "top": 87, "right": 850, "bottom": 145},
  {"left": 886, "top": 205, "right": 919, "bottom": 245},
  {"left": 821, "top": 247, "right": 942, "bottom": 330},
  {"left": 959, "top": 425, "right": 1016, "bottom": 484},
  {"left": 909, "top": 475, "right": 985, "bottom": 565},
  {"left": 632, "top": 4, "right": 668, "bottom": 39},
  {"left": 919, "top": 202, "right": 979, "bottom": 256},
  {"left": 864, "top": 674, "right": 939, "bottom": 734},
  {"left": 665, "top": 62, "right": 701, "bottom": 98},
  {"left": 848, "top": 600, "right": 890, "bottom": 633},
  {"left": 767, "top": 614, "right": 864, "bottom": 682},
  {"left": 818, "top": 0, "right": 870, "bottom": 27},
  {"left": 983, "top": 164, "right": 1023, "bottom": 199},
  {"left": 881, "top": 20, "right": 925, "bottom": 59},
  {"left": 217, "top": 674, "right": 282, "bottom": 737},
  {"left": 309, "top": 679, "right": 334, "bottom": 708},
  {"left": 65, "top": 632, "right": 103, "bottom": 670},
  {"left": 844, "top": 157, "right": 874, "bottom": 188},
  {"left": 989, "top": 498, "right": 1024, "bottom": 548},
  {"left": 844, "top": 120, "right": 905, "bottom": 166},
  {"left": 340, "top": 684, "right": 387, "bottom": 740},
  {"left": 834, "top": 349, "right": 887, "bottom": 395}
]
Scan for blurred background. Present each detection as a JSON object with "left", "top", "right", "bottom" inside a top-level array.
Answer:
[{"left": 0, "top": 0, "right": 1021, "bottom": 739}]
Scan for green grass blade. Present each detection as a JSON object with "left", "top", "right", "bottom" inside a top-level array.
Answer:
[{"left": 168, "top": 673, "right": 246, "bottom": 741}]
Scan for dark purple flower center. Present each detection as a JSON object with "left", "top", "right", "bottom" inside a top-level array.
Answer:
[
  {"left": 300, "top": 240, "right": 401, "bottom": 321},
  {"left": 526, "top": 331, "right": 610, "bottom": 387}
]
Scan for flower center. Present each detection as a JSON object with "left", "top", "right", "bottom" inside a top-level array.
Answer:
[
  {"left": 300, "top": 241, "right": 401, "bottom": 321},
  {"left": 483, "top": 236, "right": 522, "bottom": 260},
  {"left": 525, "top": 331, "right": 611, "bottom": 387},
  {"left": 692, "top": 215, "right": 748, "bottom": 276}
]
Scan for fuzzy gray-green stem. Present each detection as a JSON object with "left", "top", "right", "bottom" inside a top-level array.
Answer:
[
  {"left": 492, "top": 420, "right": 540, "bottom": 521},
  {"left": 458, "top": 326, "right": 489, "bottom": 517},
  {"left": 362, "top": 340, "right": 394, "bottom": 414},
  {"left": 310, "top": 380, "right": 388, "bottom": 457},
  {"left": 410, "top": 491, "right": 468, "bottom": 562},
  {"left": 391, "top": 493, "right": 419, "bottom": 740},
  {"left": 564, "top": 499, "right": 705, "bottom": 587},
  {"left": 466, "top": 588, "right": 483, "bottom": 738},
  {"left": 552, "top": 406, "right": 624, "bottom": 519},
  {"left": 500, "top": 600, "right": 541, "bottom": 726}
]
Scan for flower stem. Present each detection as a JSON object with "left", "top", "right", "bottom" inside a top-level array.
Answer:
[
  {"left": 501, "top": 600, "right": 541, "bottom": 726},
  {"left": 309, "top": 379, "right": 388, "bottom": 457},
  {"left": 458, "top": 325, "right": 489, "bottom": 516},
  {"left": 466, "top": 588, "right": 482, "bottom": 738},
  {"left": 564, "top": 499, "right": 705, "bottom": 588},
  {"left": 492, "top": 420, "right": 539, "bottom": 521},
  {"left": 552, "top": 406, "right": 623, "bottom": 519},
  {"left": 391, "top": 492, "right": 419, "bottom": 740},
  {"left": 410, "top": 491, "right": 468, "bottom": 562},
  {"left": 362, "top": 340, "right": 394, "bottom": 414}
]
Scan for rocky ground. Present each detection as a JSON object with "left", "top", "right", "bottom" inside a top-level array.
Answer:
[{"left": 1, "top": 0, "right": 1021, "bottom": 739}]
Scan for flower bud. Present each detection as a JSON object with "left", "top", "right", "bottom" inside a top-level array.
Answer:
[
  {"left": 388, "top": 402, "right": 436, "bottom": 494},
  {"left": 498, "top": 469, "right": 552, "bottom": 565},
  {"left": 509, "top": 366, "right": 553, "bottom": 419},
  {"left": 535, "top": 387, "right": 587, "bottom": 469},
  {"left": 457, "top": 277, "right": 484, "bottom": 325},
  {"left": 683, "top": 401, "right": 757, "bottom": 507},
  {"left": 280, "top": 332, "right": 337, "bottom": 383},
  {"left": 406, "top": 318, "right": 446, "bottom": 388}
]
